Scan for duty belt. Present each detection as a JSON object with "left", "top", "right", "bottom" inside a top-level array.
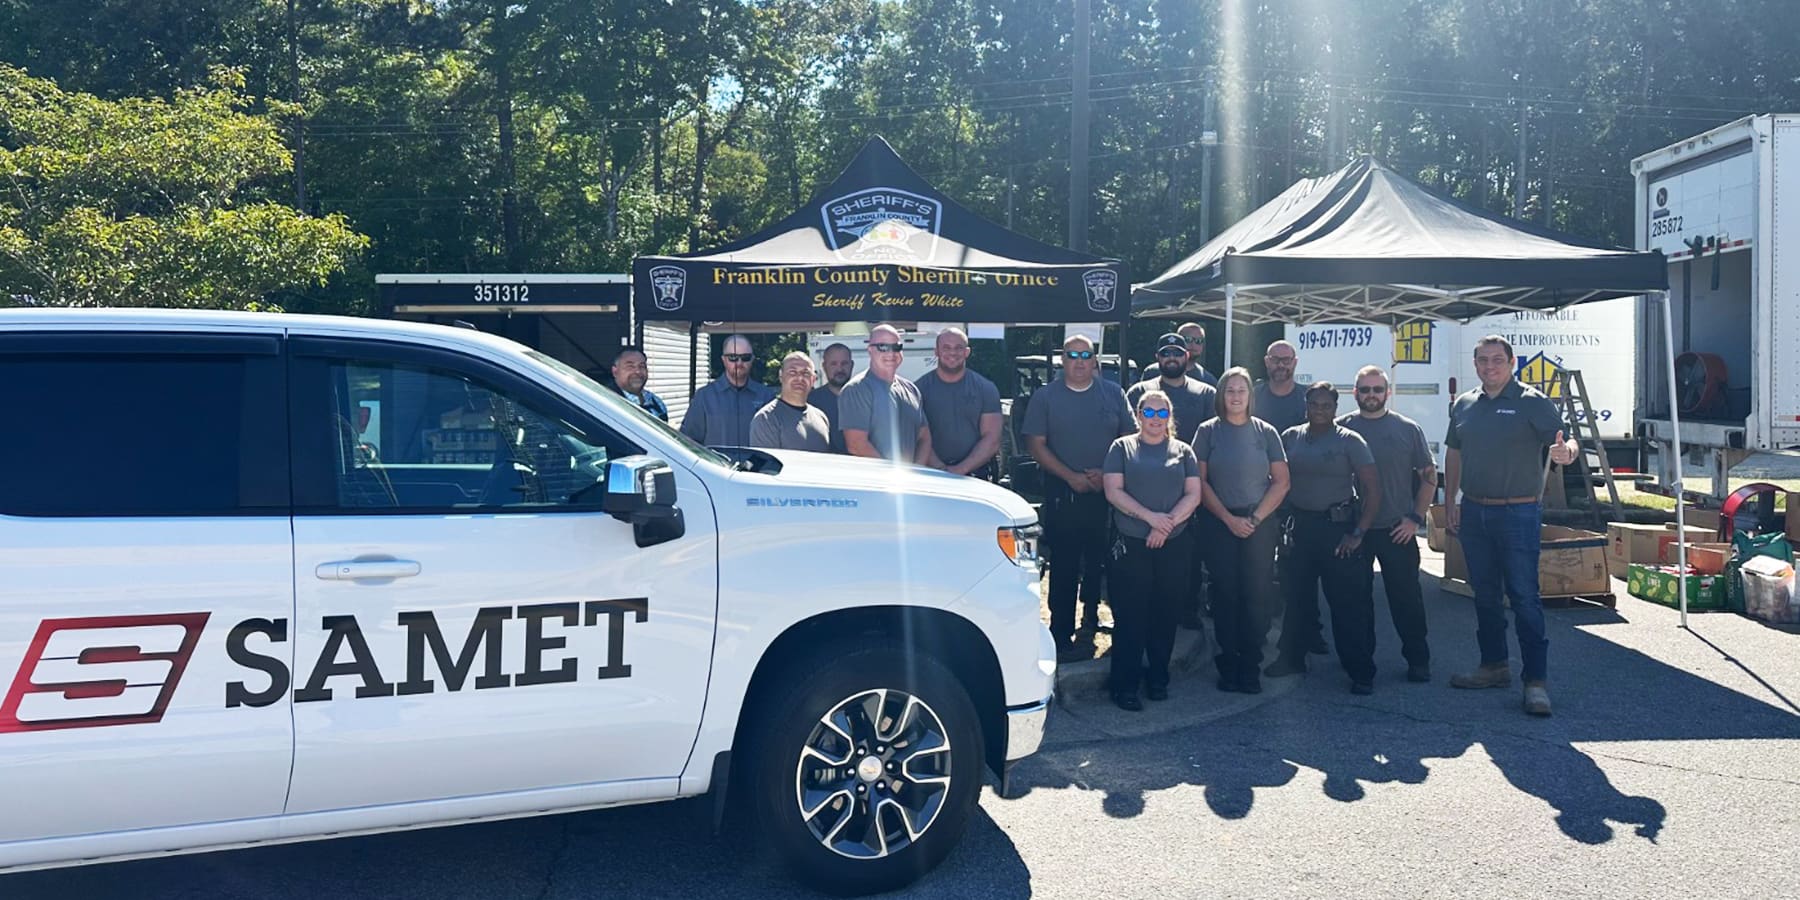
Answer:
[{"left": 1465, "top": 495, "right": 1539, "bottom": 506}]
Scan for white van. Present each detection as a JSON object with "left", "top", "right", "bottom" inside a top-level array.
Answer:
[{"left": 0, "top": 309, "right": 1052, "bottom": 895}]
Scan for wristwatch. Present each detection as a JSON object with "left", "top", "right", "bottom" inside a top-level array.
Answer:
[
  {"left": 1405, "top": 512, "right": 1427, "bottom": 527},
  {"left": 1246, "top": 513, "right": 1261, "bottom": 527}
]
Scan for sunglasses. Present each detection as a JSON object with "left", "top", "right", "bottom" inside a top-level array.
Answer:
[
  {"left": 868, "top": 342, "right": 904, "bottom": 353},
  {"left": 723, "top": 353, "right": 753, "bottom": 363},
  {"left": 1066, "top": 350, "right": 1096, "bottom": 360},
  {"left": 1356, "top": 385, "right": 1388, "bottom": 394},
  {"left": 1139, "top": 407, "right": 1171, "bottom": 418},
  {"left": 1156, "top": 348, "right": 1187, "bottom": 359}
]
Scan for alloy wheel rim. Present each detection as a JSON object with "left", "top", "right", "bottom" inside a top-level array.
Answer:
[{"left": 793, "top": 688, "right": 953, "bottom": 859}]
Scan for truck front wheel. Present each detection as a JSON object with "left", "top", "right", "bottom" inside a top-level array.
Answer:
[{"left": 748, "top": 642, "right": 984, "bottom": 895}]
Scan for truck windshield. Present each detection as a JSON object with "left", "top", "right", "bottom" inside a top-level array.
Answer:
[{"left": 525, "top": 351, "right": 734, "bottom": 467}]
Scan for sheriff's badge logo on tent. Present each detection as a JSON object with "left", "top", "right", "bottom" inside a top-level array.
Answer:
[
  {"left": 1083, "top": 269, "right": 1119, "bottom": 313},
  {"left": 649, "top": 265, "right": 687, "bottom": 311},
  {"left": 822, "top": 188, "right": 942, "bottom": 262}
]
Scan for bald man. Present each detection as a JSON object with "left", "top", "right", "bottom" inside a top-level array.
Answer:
[{"left": 679, "top": 333, "right": 775, "bottom": 447}]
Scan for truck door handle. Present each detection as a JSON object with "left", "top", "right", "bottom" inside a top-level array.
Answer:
[{"left": 315, "top": 560, "right": 422, "bottom": 581}]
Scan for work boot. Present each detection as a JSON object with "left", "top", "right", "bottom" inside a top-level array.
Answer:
[
  {"left": 1450, "top": 663, "right": 1513, "bottom": 689},
  {"left": 1056, "top": 643, "right": 1090, "bottom": 665},
  {"left": 1523, "top": 681, "right": 1553, "bottom": 717},
  {"left": 1406, "top": 663, "right": 1432, "bottom": 683}
]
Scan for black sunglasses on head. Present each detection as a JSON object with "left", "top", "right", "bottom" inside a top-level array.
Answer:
[
  {"left": 723, "top": 353, "right": 753, "bottom": 363},
  {"left": 868, "top": 342, "right": 904, "bottom": 352},
  {"left": 1066, "top": 350, "right": 1095, "bottom": 360}
]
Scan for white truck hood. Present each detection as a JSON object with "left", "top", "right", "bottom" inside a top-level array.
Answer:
[{"left": 737, "top": 450, "right": 1039, "bottom": 524}]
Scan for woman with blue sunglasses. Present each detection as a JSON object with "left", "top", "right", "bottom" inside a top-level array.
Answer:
[{"left": 1100, "top": 389, "right": 1203, "bottom": 710}]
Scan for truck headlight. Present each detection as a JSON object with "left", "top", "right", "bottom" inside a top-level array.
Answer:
[{"left": 997, "top": 524, "right": 1041, "bottom": 567}]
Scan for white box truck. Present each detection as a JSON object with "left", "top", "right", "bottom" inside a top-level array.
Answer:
[{"left": 1632, "top": 115, "right": 1800, "bottom": 498}]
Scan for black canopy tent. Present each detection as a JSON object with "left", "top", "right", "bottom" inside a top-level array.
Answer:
[
  {"left": 1131, "top": 156, "right": 1698, "bottom": 619},
  {"left": 632, "top": 137, "right": 1128, "bottom": 333}
]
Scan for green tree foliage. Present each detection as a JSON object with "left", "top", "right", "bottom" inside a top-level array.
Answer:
[{"left": 0, "top": 65, "right": 366, "bottom": 308}]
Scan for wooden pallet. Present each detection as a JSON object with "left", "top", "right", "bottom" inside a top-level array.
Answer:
[{"left": 1437, "top": 576, "right": 1618, "bottom": 609}]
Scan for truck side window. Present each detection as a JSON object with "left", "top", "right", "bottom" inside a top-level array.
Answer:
[
  {"left": 325, "top": 360, "right": 634, "bottom": 510},
  {"left": 0, "top": 343, "right": 285, "bottom": 517}
]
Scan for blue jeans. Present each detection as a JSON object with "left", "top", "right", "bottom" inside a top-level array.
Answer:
[{"left": 1457, "top": 500, "right": 1548, "bottom": 682}]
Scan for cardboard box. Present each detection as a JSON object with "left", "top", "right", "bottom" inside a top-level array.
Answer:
[
  {"left": 1433, "top": 506, "right": 1610, "bottom": 597},
  {"left": 1661, "top": 542, "right": 1734, "bottom": 575},
  {"left": 1608, "top": 523, "right": 1670, "bottom": 574},
  {"left": 1657, "top": 529, "right": 1725, "bottom": 565},
  {"left": 1626, "top": 563, "right": 1728, "bottom": 611},
  {"left": 1427, "top": 504, "right": 1449, "bottom": 553},
  {"left": 1680, "top": 506, "right": 1724, "bottom": 536}
]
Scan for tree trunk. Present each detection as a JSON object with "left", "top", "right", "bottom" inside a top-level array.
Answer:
[
  {"left": 688, "top": 94, "right": 708, "bottom": 252},
  {"left": 495, "top": 61, "right": 524, "bottom": 272}
]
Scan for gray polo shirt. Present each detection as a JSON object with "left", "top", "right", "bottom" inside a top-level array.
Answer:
[
  {"left": 1191, "top": 417, "right": 1287, "bottom": 512},
  {"left": 916, "top": 368, "right": 1001, "bottom": 467},
  {"left": 1020, "top": 378, "right": 1136, "bottom": 472},
  {"left": 1254, "top": 380, "right": 1308, "bottom": 432},
  {"left": 1103, "top": 435, "right": 1200, "bottom": 539},
  {"left": 678, "top": 375, "right": 776, "bottom": 447},
  {"left": 837, "top": 370, "right": 926, "bottom": 462},
  {"left": 749, "top": 399, "right": 832, "bottom": 452},
  {"left": 807, "top": 385, "right": 847, "bottom": 453},
  {"left": 1281, "top": 424, "right": 1374, "bottom": 513},
  {"left": 1127, "top": 376, "right": 1217, "bottom": 442},
  {"left": 1339, "top": 411, "right": 1433, "bottom": 528},
  {"left": 1445, "top": 380, "right": 1563, "bottom": 500}
]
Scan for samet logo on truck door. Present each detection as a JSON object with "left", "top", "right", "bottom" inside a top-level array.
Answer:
[{"left": 0, "top": 601, "right": 648, "bottom": 732}]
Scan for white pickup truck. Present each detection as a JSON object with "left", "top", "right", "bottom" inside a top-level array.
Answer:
[{"left": 0, "top": 309, "right": 1053, "bottom": 895}]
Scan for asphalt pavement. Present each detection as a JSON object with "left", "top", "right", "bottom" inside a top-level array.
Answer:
[{"left": 7, "top": 549, "right": 1800, "bottom": 899}]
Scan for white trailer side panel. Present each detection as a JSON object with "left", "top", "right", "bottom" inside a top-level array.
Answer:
[
  {"left": 1770, "top": 117, "right": 1800, "bottom": 446},
  {"left": 644, "top": 323, "right": 706, "bottom": 428}
]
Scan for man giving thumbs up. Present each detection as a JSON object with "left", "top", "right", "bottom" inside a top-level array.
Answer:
[{"left": 1442, "top": 335, "right": 1578, "bottom": 717}]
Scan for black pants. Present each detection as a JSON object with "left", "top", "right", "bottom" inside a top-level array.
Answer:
[
  {"left": 1044, "top": 486, "right": 1110, "bottom": 645},
  {"left": 1106, "top": 530, "right": 1192, "bottom": 693},
  {"left": 1279, "top": 512, "right": 1376, "bottom": 683},
  {"left": 1204, "top": 512, "right": 1279, "bottom": 684},
  {"left": 1366, "top": 529, "right": 1430, "bottom": 667}
]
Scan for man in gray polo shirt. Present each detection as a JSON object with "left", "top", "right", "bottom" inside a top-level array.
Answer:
[
  {"left": 916, "top": 327, "right": 1003, "bottom": 478},
  {"left": 750, "top": 352, "right": 832, "bottom": 452},
  {"left": 1339, "top": 364, "right": 1437, "bottom": 682},
  {"left": 1254, "top": 340, "right": 1307, "bottom": 431},
  {"left": 1128, "top": 331, "right": 1219, "bottom": 631},
  {"left": 808, "top": 342, "right": 854, "bottom": 453},
  {"left": 679, "top": 333, "right": 775, "bottom": 447},
  {"left": 1444, "top": 335, "right": 1578, "bottom": 716},
  {"left": 839, "top": 324, "right": 935, "bottom": 464},
  {"left": 1024, "top": 333, "right": 1136, "bottom": 660}
]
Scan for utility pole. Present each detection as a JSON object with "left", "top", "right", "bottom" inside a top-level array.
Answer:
[
  {"left": 288, "top": 0, "right": 305, "bottom": 211},
  {"left": 1514, "top": 103, "right": 1530, "bottom": 219},
  {"left": 1069, "top": 0, "right": 1090, "bottom": 252},
  {"left": 1199, "top": 71, "right": 1217, "bottom": 243}
]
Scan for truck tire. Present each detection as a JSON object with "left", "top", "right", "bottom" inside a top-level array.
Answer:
[{"left": 747, "top": 641, "right": 984, "bottom": 896}]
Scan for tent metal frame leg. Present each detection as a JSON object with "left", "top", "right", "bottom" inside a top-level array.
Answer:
[{"left": 1658, "top": 289, "right": 1689, "bottom": 627}]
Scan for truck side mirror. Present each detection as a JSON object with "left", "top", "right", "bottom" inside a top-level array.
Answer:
[{"left": 602, "top": 455, "right": 679, "bottom": 521}]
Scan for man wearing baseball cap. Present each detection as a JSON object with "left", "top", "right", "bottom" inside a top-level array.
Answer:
[{"left": 1128, "top": 332, "right": 1219, "bottom": 631}]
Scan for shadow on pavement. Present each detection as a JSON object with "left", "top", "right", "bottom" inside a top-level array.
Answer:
[{"left": 1004, "top": 570, "right": 1800, "bottom": 845}]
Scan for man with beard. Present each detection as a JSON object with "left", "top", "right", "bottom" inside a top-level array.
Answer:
[
  {"left": 1138, "top": 322, "right": 1219, "bottom": 387},
  {"left": 1254, "top": 340, "right": 1307, "bottom": 431},
  {"left": 679, "top": 333, "right": 775, "bottom": 447},
  {"left": 916, "top": 327, "right": 1003, "bottom": 479},
  {"left": 1128, "top": 332, "right": 1218, "bottom": 631},
  {"left": 1339, "top": 364, "right": 1436, "bottom": 683},
  {"left": 809, "top": 342, "right": 854, "bottom": 453},
  {"left": 607, "top": 346, "right": 667, "bottom": 421}
]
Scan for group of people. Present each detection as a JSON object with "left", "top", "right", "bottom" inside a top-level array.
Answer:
[
  {"left": 607, "top": 324, "right": 1004, "bottom": 472},
  {"left": 605, "top": 321, "right": 1576, "bottom": 719},
  {"left": 1035, "top": 326, "right": 1574, "bottom": 719}
]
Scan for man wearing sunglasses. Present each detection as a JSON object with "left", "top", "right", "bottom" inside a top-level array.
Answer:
[
  {"left": 1137, "top": 322, "right": 1219, "bottom": 387},
  {"left": 1254, "top": 340, "right": 1308, "bottom": 432},
  {"left": 1128, "top": 332, "right": 1219, "bottom": 631},
  {"left": 1023, "top": 333, "right": 1137, "bottom": 661},
  {"left": 839, "top": 323, "right": 936, "bottom": 464},
  {"left": 1338, "top": 365, "right": 1436, "bottom": 684},
  {"left": 679, "top": 333, "right": 775, "bottom": 447}
]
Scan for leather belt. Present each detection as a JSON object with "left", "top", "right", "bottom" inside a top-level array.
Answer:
[{"left": 1465, "top": 495, "right": 1539, "bottom": 506}]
